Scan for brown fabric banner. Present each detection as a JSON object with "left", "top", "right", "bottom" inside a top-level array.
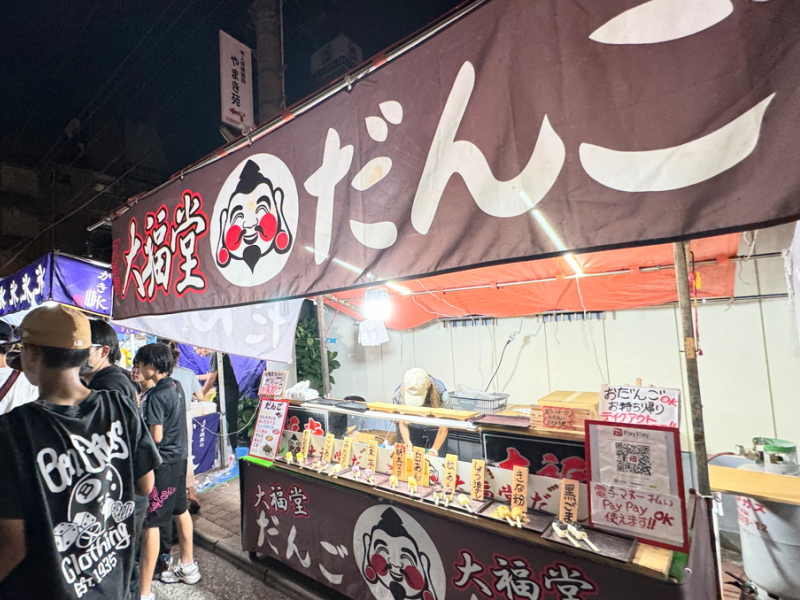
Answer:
[
  {"left": 112, "top": 0, "right": 800, "bottom": 318},
  {"left": 240, "top": 461, "right": 716, "bottom": 599}
]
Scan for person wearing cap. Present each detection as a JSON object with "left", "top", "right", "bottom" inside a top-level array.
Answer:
[
  {"left": 0, "top": 322, "right": 38, "bottom": 414},
  {"left": 392, "top": 367, "right": 451, "bottom": 456},
  {"left": 81, "top": 319, "right": 139, "bottom": 410},
  {"left": 0, "top": 304, "right": 161, "bottom": 599},
  {"left": 133, "top": 343, "right": 200, "bottom": 598}
]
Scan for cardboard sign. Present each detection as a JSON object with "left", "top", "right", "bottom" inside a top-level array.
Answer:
[
  {"left": 366, "top": 440, "right": 378, "bottom": 472},
  {"left": 511, "top": 466, "right": 529, "bottom": 508},
  {"left": 248, "top": 399, "right": 289, "bottom": 461},
  {"left": 600, "top": 385, "right": 681, "bottom": 428},
  {"left": 471, "top": 459, "right": 486, "bottom": 501},
  {"left": 321, "top": 434, "right": 335, "bottom": 464},
  {"left": 590, "top": 483, "right": 687, "bottom": 552},
  {"left": 300, "top": 429, "right": 311, "bottom": 457},
  {"left": 339, "top": 436, "right": 353, "bottom": 468},
  {"left": 444, "top": 454, "right": 458, "bottom": 492},
  {"left": 541, "top": 405, "right": 574, "bottom": 430},
  {"left": 559, "top": 478, "right": 580, "bottom": 523},
  {"left": 258, "top": 370, "right": 289, "bottom": 398},
  {"left": 393, "top": 444, "right": 406, "bottom": 478},
  {"left": 412, "top": 447, "right": 425, "bottom": 484}
]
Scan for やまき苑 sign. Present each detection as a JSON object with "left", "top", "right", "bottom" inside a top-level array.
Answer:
[{"left": 113, "top": 0, "right": 800, "bottom": 319}]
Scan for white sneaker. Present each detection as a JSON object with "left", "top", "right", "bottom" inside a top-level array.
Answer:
[
  {"left": 141, "top": 595, "right": 155, "bottom": 600},
  {"left": 160, "top": 560, "right": 201, "bottom": 584}
]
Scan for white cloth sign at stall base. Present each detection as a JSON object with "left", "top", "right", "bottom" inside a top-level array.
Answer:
[
  {"left": 600, "top": 384, "right": 681, "bottom": 428},
  {"left": 586, "top": 421, "right": 688, "bottom": 552},
  {"left": 249, "top": 399, "right": 289, "bottom": 461},
  {"left": 114, "top": 299, "right": 303, "bottom": 363}
]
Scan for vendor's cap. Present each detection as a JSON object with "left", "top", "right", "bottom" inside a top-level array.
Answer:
[
  {"left": 403, "top": 367, "right": 431, "bottom": 407},
  {"left": 18, "top": 304, "right": 92, "bottom": 351}
]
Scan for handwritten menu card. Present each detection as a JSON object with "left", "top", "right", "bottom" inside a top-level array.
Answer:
[
  {"left": 600, "top": 384, "right": 680, "bottom": 428},
  {"left": 511, "top": 466, "right": 529, "bottom": 509},
  {"left": 559, "top": 478, "right": 580, "bottom": 523},
  {"left": 258, "top": 370, "right": 289, "bottom": 398},
  {"left": 248, "top": 399, "right": 289, "bottom": 460},
  {"left": 471, "top": 459, "right": 485, "bottom": 501}
]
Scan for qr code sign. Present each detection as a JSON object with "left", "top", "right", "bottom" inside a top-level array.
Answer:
[{"left": 615, "top": 442, "right": 652, "bottom": 476}]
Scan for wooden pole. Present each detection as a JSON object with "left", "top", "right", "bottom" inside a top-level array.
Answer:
[
  {"left": 217, "top": 351, "right": 230, "bottom": 466},
  {"left": 316, "top": 296, "right": 331, "bottom": 397},
  {"left": 673, "top": 241, "right": 711, "bottom": 496}
]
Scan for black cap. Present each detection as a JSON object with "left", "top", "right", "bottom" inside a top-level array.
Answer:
[
  {"left": 0, "top": 322, "right": 18, "bottom": 343},
  {"left": 6, "top": 350, "right": 21, "bottom": 371}
]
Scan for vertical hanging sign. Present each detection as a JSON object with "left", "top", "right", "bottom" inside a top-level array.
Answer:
[{"left": 219, "top": 30, "right": 254, "bottom": 132}]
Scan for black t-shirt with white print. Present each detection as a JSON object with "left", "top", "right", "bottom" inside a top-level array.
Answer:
[{"left": 0, "top": 390, "right": 161, "bottom": 600}]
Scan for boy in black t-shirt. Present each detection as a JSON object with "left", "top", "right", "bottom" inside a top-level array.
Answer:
[
  {"left": 0, "top": 304, "right": 161, "bottom": 600},
  {"left": 134, "top": 343, "right": 200, "bottom": 599}
]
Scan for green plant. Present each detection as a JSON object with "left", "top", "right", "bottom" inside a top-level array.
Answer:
[
  {"left": 237, "top": 395, "right": 260, "bottom": 439},
  {"left": 295, "top": 317, "right": 340, "bottom": 393}
]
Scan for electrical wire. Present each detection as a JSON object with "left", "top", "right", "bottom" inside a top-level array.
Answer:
[
  {"left": 574, "top": 274, "right": 608, "bottom": 384},
  {"left": 483, "top": 317, "right": 522, "bottom": 392}
]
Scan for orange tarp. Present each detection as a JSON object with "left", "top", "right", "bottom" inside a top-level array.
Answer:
[{"left": 326, "top": 235, "right": 739, "bottom": 330}]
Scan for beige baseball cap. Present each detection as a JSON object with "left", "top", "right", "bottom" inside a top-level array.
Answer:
[
  {"left": 403, "top": 367, "right": 431, "bottom": 407},
  {"left": 18, "top": 304, "right": 92, "bottom": 350}
]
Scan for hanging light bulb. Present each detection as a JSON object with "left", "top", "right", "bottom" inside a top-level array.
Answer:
[{"left": 363, "top": 288, "right": 391, "bottom": 321}]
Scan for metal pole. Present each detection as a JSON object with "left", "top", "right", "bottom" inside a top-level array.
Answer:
[
  {"left": 315, "top": 296, "right": 331, "bottom": 397},
  {"left": 216, "top": 351, "right": 230, "bottom": 466},
  {"left": 673, "top": 241, "right": 711, "bottom": 496}
]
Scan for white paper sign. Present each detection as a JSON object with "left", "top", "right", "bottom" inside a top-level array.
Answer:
[
  {"left": 249, "top": 399, "right": 289, "bottom": 460},
  {"left": 590, "top": 482, "right": 687, "bottom": 551},
  {"left": 220, "top": 30, "right": 254, "bottom": 132},
  {"left": 592, "top": 425, "right": 678, "bottom": 495},
  {"left": 600, "top": 384, "right": 681, "bottom": 428}
]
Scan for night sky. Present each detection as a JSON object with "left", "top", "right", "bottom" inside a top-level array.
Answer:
[{"left": 1, "top": 0, "right": 464, "bottom": 172}]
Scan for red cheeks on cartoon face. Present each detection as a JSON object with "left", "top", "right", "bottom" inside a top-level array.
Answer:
[
  {"left": 403, "top": 565, "right": 425, "bottom": 590},
  {"left": 225, "top": 225, "right": 243, "bottom": 251},
  {"left": 276, "top": 231, "right": 289, "bottom": 251},
  {"left": 259, "top": 214, "right": 277, "bottom": 241},
  {"left": 369, "top": 554, "right": 389, "bottom": 578},
  {"left": 218, "top": 248, "right": 229, "bottom": 265}
]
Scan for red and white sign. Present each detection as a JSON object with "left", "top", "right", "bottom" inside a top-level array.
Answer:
[
  {"left": 589, "top": 483, "right": 687, "bottom": 552},
  {"left": 249, "top": 399, "right": 289, "bottom": 460},
  {"left": 220, "top": 30, "right": 254, "bottom": 132},
  {"left": 600, "top": 385, "right": 680, "bottom": 428}
]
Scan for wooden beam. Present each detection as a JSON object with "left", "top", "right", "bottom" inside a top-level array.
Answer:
[{"left": 709, "top": 465, "right": 800, "bottom": 506}]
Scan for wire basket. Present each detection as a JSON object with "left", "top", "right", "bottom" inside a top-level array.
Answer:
[{"left": 449, "top": 392, "right": 509, "bottom": 414}]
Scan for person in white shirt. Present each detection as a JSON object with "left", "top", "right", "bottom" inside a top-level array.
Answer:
[{"left": 0, "top": 323, "right": 38, "bottom": 414}]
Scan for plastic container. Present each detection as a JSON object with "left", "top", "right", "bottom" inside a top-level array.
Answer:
[{"left": 449, "top": 391, "right": 509, "bottom": 414}]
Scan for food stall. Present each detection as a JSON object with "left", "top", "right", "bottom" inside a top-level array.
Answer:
[{"left": 108, "top": 0, "right": 800, "bottom": 598}]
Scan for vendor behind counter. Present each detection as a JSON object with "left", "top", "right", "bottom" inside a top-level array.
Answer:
[{"left": 392, "top": 367, "right": 450, "bottom": 456}]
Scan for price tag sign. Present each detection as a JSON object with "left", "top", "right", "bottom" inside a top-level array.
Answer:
[
  {"left": 321, "top": 434, "right": 335, "bottom": 463},
  {"left": 558, "top": 478, "right": 580, "bottom": 523},
  {"left": 366, "top": 440, "right": 378, "bottom": 472},
  {"left": 471, "top": 459, "right": 485, "bottom": 501},
  {"left": 258, "top": 370, "right": 289, "bottom": 398},
  {"left": 511, "top": 466, "right": 529, "bottom": 509},
  {"left": 247, "top": 399, "right": 289, "bottom": 461},
  {"left": 301, "top": 429, "right": 311, "bottom": 457},
  {"left": 444, "top": 454, "right": 458, "bottom": 492},
  {"left": 340, "top": 436, "right": 353, "bottom": 468},
  {"left": 393, "top": 444, "right": 406, "bottom": 478},
  {"left": 542, "top": 405, "right": 575, "bottom": 430},
  {"left": 412, "top": 447, "right": 425, "bottom": 483}
]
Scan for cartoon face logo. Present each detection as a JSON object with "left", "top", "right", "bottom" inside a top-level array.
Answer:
[
  {"left": 353, "top": 506, "right": 445, "bottom": 600},
  {"left": 211, "top": 154, "right": 298, "bottom": 287},
  {"left": 288, "top": 434, "right": 301, "bottom": 453}
]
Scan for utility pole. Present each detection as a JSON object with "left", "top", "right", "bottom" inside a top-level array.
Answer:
[{"left": 251, "top": 0, "right": 285, "bottom": 123}]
